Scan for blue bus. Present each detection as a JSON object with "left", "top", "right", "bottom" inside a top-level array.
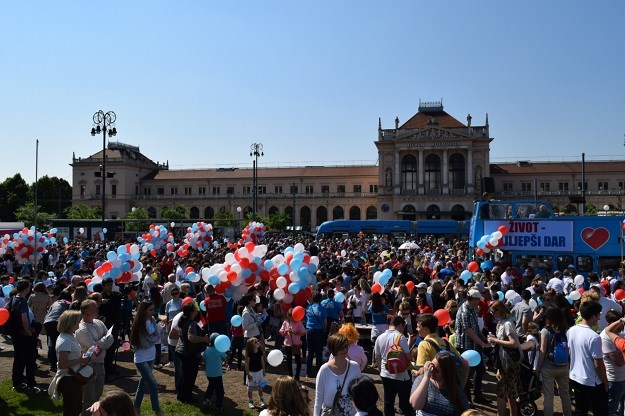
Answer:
[
  {"left": 316, "top": 219, "right": 470, "bottom": 238},
  {"left": 469, "top": 200, "right": 625, "bottom": 274}
]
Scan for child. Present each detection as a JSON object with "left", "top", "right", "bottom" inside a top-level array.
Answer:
[
  {"left": 279, "top": 308, "right": 305, "bottom": 380},
  {"left": 229, "top": 306, "right": 245, "bottom": 370},
  {"left": 203, "top": 333, "right": 228, "bottom": 410},
  {"left": 245, "top": 336, "right": 268, "bottom": 409}
]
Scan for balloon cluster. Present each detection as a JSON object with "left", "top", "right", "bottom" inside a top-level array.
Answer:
[
  {"left": 183, "top": 222, "right": 214, "bottom": 252},
  {"left": 137, "top": 224, "right": 175, "bottom": 257},
  {"left": 92, "top": 244, "right": 143, "bottom": 288},
  {"left": 475, "top": 225, "right": 508, "bottom": 257},
  {"left": 0, "top": 227, "right": 58, "bottom": 264},
  {"left": 371, "top": 269, "right": 393, "bottom": 294},
  {"left": 239, "top": 221, "right": 266, "bottom": 245}
]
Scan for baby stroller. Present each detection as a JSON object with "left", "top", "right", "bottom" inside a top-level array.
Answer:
[{"left": 517, "top": 359, "right": 542, "bottom": 416}]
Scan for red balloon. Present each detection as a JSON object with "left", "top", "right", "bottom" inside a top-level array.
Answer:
[
  {"left": 433, "top": 309, "right": 451, "bottom": 326},
  {"left": 101, "top": 262, "right": 112, "bottom": 273},
  {"left": 292, "top": 306, "right": 305, "bottom": 322},
  {"left": 185, "top": 267, "right": 195, "bottom": 275},
  {"left": 182, "top": 297, "right": 195, "bottom": 306},
  {"left": 281, "top": 302, "right": 292, "bottom": 312},
  {"left": 245, "top": 242, "right": 255, "bottom": 252},
  {"left": 467, "top": 261, "right": 479, "bottom": 273},
  {"left": 405, "top": 281, "right": 415, "bottom": 292},
  {"left": 227, "top": 271, "right": 238, "bottom": 282},
  {"left": 0, "top": 308, "right": 9, "bottom": 325},
  {"left": 498, "top": 225, "right": 509, "bottom": 235},
  {"left": 372, "top": 283, "right": 383, "bottom": 294},
  {"left": 577, "top": 288, "right": 585, "bottom": 294},
  {"left": 615, "top": 289, "right": 625, "bottom": 301},
  {"left": 476, "top": 248, "right": 484, "bottom": 256}
]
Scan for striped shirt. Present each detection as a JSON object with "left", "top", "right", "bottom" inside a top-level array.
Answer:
[{"left": 455, "top": 302, "right": 483, "bottom": 351}]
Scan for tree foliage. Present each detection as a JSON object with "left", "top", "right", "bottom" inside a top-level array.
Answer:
[
  {"left": 160, "top": 204, "right": 189, "bottom": 220},
  {"left": 264, "top": 212, "right": 291, "bottom": 231},
  {"left": 31, "top": 176, "right": 72, "bottom": 217},
  {"left": 124, "top": 207, "right": 151, "bottom": 232},
  {"left": 0, "top": 174, "right": 30, "bottom": 221},
  {"left": 214, "top": 210, "right": 236, "bottom": 227},
  {"left": 65, "top": 204, "right": 101, "bottom": 219},
  {"left": 15, "top": 202, "right": 57, "bottom": 228}
]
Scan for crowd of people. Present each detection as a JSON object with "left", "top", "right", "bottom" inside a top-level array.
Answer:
[{"left": 1, "top": 231, "right": 625, "bottom": 416}]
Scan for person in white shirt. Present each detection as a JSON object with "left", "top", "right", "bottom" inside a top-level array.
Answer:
[
  {"left": 589, "top": 286, "right": 622, "bottom": 331},
  {"left": 600, "top": 309, "right": 625, "bottom": 416},
  {"left": 348, "top": 286, "right": 365, "bottom": 323},
  {"left": 546, "top": 271, "right": 564, "bottom": 294},
  {"left": 500, "top": 267, "right": 514, "bottom": 292}
]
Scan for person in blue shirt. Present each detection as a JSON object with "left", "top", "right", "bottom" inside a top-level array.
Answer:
[
  {"left": 203, "top": 333, "right": 228, "bottom": 410},
  {"left": 305, "top": 293, "right": 326, "bottom": 378},
  {"left": 321, "top": 289, "right": 343, "bottom": 335}
]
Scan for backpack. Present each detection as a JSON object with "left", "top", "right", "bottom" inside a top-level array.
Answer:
[
  {"left": 4, "top": 296, "right": 24, "bottom": 337},
  {"left": 385, "top": 334, "right": 410, "bottom": 374},
  {"left": 546, "top": 328, "right": 569, "bottom": 366}
]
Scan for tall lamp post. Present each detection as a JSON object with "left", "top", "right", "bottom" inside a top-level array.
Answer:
[
  {"left": 91, "top": 111, "right": 118, "bottom": 228},
  {"left": 250, "top": 143, "right": 263, "bottom": 221}
]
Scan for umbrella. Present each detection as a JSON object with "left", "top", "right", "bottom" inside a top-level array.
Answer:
[{"left": 399, "top": 241, "right": 420, "bottom": 250}]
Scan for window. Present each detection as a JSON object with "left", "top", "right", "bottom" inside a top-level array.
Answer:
[
  {"left": 170, "top": 187, "right": 178, "bottom": 196},
  {"left": 184, "top": 186, "right": 192, "bottom": 195},
  {"left": 243, "top": 186, "right": 251, "bottom": 194},
  {"left": 337, "top": 185, "right": 345, "bottom": 194},
  {"left": 598, "top": 181, "right": 608, "bottom": 191},
  {"left": 290, "top": 185, "right": 299, "bottom": 194},
  {"left": 135, "top": 185, "right": 139, "bottom": 196},
  {"left": 539, "top": 182, "right": 550, "bottom": 191},
  {"left": 212, "top": 186, "right": 220, "bottom": 195},
  {"left": 620, "top": 182, "right": 625, "bottom": 191},
  {"left": 577, "top": 182, "right": 588, "bottom": 191},
  {"left": 448, "top": 153, "right": 465, "bottom": 189},
  {"left": 274, "top": 185, "right": 283, "bottom": 194},
  {"left": 305, "top": 185, "right": 314, "bottom": 194},
  {"left": 143, "top": 187, "right": 151, "bottom": 196},
  {"left": 95, "top": 184, "right": 101, "bottom": 196},
  {"left": 558, "top": 182, "right": 569, "bottom": 191},
  {"left": 369, "top": 184, "right": 378, "bottom": 193},
  {"left": 321, "top": 185, "right": 330, "bottom": 194},
  {"left": 157, "top": 187, "right": 164, "bottom": 195},
  {"left": 80, "top": 185, "right": 86, "bottom": 196},
  {"left": 353, "top": 185, "right": 361, "bottom": 194},
  {"left": 401, "top": 155, "right": 417, "bottom": 193},
  {"left": 258, "top": 186, "right": 266, "bottom": 194},
  {"left": 198, "top": 186, "right": 206, "bottom": 195},
  {"left": 521, "top": 182, "right": 532, "bottom": 192},
  {"left": 111, "top": 184, "right": 117, "bottom": 196},
  {"left": 503, "top": 182, "right": 513, "bottom": 192},
  {"left": 226, "top": 186, "right": 234, "bottom": 195},
  {"left": 424, "top": 154, "right": 441, "bottom": 190}
]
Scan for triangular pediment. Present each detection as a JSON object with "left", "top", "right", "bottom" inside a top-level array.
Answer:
[{"left": 396, "top": 127, "right": 470, "bottom": 141}]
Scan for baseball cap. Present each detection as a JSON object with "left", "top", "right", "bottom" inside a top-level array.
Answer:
[
  {"left": 467, "top": 289, "right": 483, "bottom": 300},
  {"left": 416, "top": 282, "right": 428, "bottom": 289}
]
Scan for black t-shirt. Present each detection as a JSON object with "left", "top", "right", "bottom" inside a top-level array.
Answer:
[{"left": 248, "top": 348, "right": 263, "bottom": 372}]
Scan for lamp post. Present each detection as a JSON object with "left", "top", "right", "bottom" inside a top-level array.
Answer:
[
  {"left": 250, "top": 143, "right": 264, "bottom": 221},
  {"left": 91, "top": 110, "right": 118, "bottom": 228},
  {"left": 236, "top": 206, "right": 242, "bottom": 239}
]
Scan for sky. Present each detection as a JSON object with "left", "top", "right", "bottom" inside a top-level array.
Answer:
[{"left": 1, "top": 1, "right": 624, "bottom": 185}]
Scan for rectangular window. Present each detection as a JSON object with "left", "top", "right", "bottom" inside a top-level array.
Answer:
[
  {"left": 503, "top": 182, "right": 513, "bottom": 192},
  {"left": 111, "top": 184, "right": 117, "bottom": 196},
  {"left": 337, "top": 185, "right": 346, "bottom": 194},
  {"left": 558, "top": 182, "right": 569, "bottom": 191},
  {"left": 143, "top": 187, "right": 151, "bottom": 196},
  {"left": 157, "top": 187, "right": 164, "bottom": 195},
  {"left": 619, "top": 182, "right": 625, "bottom": 191},
  {"left": 369, "top": 184, "right": 378, "bottom": 193},
  {"left": 321, "top": 185, "right": 330, "bottom": 194},
  {"left": 353, "top": 185, "right": 362, "bottom": 194},
  {"left": 95, "top": 185, "right": 101, "bottom": 196},
  {"left": 226, "top": 186, "right": 234, "bottom": 195},
  {"left": 577, "top": 182, "right": 588, "bottom": 191},
  {"left": 258, "top": 186, "right": 266, "bottom": 194},
  {"left": 539, "top": 182, "right": 550, "bottom": 191},
  {"left": 521, "top": 182, "right": 531, "bottom": 192},
  {"left": 212, "top": 186, "right": 220, "bottom": 195},
  {"left": 80, "top": 185, "right": 86, "bottom": 196},
  {"left": 170, "top": 187, "right": 178, "bottom": 196},
  {"left": 243, "top": 186, "right": 251, "bottom": 194},
  {"left": 290, "top": 185, "right": 298, "bottom": 194},
  {"left": 135, "top": 185, "right": 139, "bottom": 196},
  {"left": 198, "top": 186, "right": 206, "bottom": 195},
  {"left": 598, "top": 181, "right": 608, "bottom": 191},
  {"left": 305, "top": 185, "right": 314, "bottom": 194},
  {"left": 274, "top": 185, "right": 283, "bottom": 194}
]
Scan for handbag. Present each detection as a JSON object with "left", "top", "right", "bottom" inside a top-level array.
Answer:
[
  {"left": 320, "top": 362, "right": 350, "bottom": 416},
  {"left": 68, "top": 365, "right": 95, "bottom": 386}
]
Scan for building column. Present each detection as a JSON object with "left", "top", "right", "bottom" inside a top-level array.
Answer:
[
  {"left": 442, "top": 150, "right": 449, "bottom": 195},
  {"left": 394, "top": 151, "right": 400, "bottom": 194},
  {"left": 467, "top": 148, "right": 474, "bottom": 194},
  {"left": 418, "top": 150, "right": 424, "bottom": 195}
]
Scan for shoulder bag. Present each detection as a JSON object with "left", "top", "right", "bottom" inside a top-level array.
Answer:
[{"left": 320, "top": 362, "right": 350, "bottom": 416}]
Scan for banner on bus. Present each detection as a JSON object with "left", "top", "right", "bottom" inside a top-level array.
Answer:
[{"left": 484, "top": 220, "right": 574, "bottom": 252}]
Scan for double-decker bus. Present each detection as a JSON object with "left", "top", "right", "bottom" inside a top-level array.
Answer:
[
  {"left": 469, "top": 200, "right": 625, "bottom": 275},
  {"left": 316, "top": 219, "right": 470, "bottom": 239}
]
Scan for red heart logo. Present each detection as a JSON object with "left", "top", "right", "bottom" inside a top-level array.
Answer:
[{"left": 581, "top": 227, "right": 610, "bottom": 250}]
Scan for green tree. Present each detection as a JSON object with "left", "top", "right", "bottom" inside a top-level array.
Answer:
[
  {"left": 161, "top": 204, "right": 189, "bottom": 220},
  {"left": 214, "top": 210, "right": 236, "bottom": 227},
  {"left": 0, "top": 174, "right": 30, "bottom": 221},
  {"left": 31, "top": 176, "right": 72, "bottom": 217},
  {"left": 124, "top": 207, "right": 151, "bottom": 232},
  {"left": 15, "top": 202, "right": 57, "bottom": 228},
  {"left": 65, "top": 204, "right": 101, "bottom": 219},
  {"left": 585, "top": 204, "right": 597, "bottom": 215},
  {"left": 263, "top": 212, "right": 291, "bottom": 231}
]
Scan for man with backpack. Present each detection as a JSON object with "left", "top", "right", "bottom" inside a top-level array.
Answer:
[
  {"left": 373, "top": 315, "right": 414, "bottom": 416},
  {"left": 8, "top": 280, "right": 42, "bottom": 392}
]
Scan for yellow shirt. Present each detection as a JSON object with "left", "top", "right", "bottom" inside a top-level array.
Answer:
[{"left": 416, "top": 333, "right": 460, "bottom": 367}]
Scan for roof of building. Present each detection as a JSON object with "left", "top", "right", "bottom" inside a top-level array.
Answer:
[
  {"left": 88, "top": 142, "right": 158, "bottom": 165},
  {"left": 400, "top": 110, "right": 467, "bottom": 129},
  {"left": 491, "top": 160, "right": 625, "bottom": 175}
]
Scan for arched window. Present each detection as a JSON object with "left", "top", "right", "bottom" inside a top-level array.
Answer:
[
  {"left": 449, "top": 153, "right": 465, "bottom": 190},
  {"left": 243, "top": 206, "right": 253, "bottom": 216},
  {"left": 426, "top": 204, "right": 440, "bottom": 220},
  {"left": 425, "top": 154, "right": 441, "bottom": 191},
  {"left": 349, "top": 206, "right": 361, "bottom": 220},
  {"left": 285, "top": 206, "right": 293, "bottom": 220},
  {"left": 204, "top": 206, "right": 214, "bottom": 220},
  {"left": 300, "top": 206, "right": 311, "bottom": 231},
  {"left": 451, "top": 204, "right": 466, "bottom": 221},
  {"left": 333, "top": 206, "right": 344, "bottom": 220},
  {"left": 317, "top": 206, "right": 328, "bottom": 225},
  {"left": 401, "top": 155, "right": 417, "bottom": 194},
  {"left": 147, "top": 207, "right": 157, "bottom": 219},
  {"left": 402, "top": 204, "right": 416, "bottom": 221},
  {"left": 268, "top": 206, "right": 279, "bottom": 216},
  {"left": 190, "top": 206, "right": 200, "bottom": 219},
  {"left": 366, "top": 206, "right": 377, "bottom": 220}
]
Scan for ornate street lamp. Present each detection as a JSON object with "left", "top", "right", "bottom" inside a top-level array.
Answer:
[
  {"left": 91, "top": 110, "right": 117, "bottom": 227},
  {"left": 250, "top": 143, "right": 264, "bottom": 221}
]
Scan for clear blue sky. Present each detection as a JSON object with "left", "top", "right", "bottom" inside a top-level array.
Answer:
[{"left": 1, "top": 1, "right": 624, "bottom": 184}]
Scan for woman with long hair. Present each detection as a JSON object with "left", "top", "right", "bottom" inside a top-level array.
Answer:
[
  {"left": 409, "top": 351, "right": 470, "bottom": 416},
  {"left": 368, "top": 292, "right": 390, "bottom": 342},
  {"left": 313, "top": 334, "right": 362, "bottom": 416},
  {"left": 259, "top": 375, "right": 309, "bottom": 416},
  {"left": 487, "top": 300, "right": 522, "bottom": 416},
  {"left": 175, "top": 301, "right": 208, "bottom": 403},
  {"left": 87, "top": 390, "right": 136, "bottom": 416},
  {"left": 129, "top": 300, "right": 163, "bottom": 416},
  {"left": 349, "top": 375, "right": 383, "bottom": 416},
  {"left": 534, "top": 307, "right": 572, "bottom": 416},
  {"left": 28, "top": 282, "right": 51, "bottom": 336}
]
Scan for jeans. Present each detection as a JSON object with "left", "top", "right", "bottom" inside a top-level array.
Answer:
[
  {"left": 205, "top": 376, "right": 225, "bottom": 408},
  {"left": 285, "top": 346, "right": 302, "bottom": 380},
  {"left": 542, "top": 365, "right": 572, "bottom": 416},
  {"left": 45, "top": 321, "right": 60, "bottom": 368},
  {"left": 570, "top": 379, "right": 608, "bottom": 416},
  {"left": 134, "top": 360, "right": 161, "bottom": 412},
  {"left": 12, "top": 334, "right": 36, "bottom": 388},
  {"left": 169, "top": 345, "right": 182, "bottom": 391},
  {"left": 609, "top": 379, "right": 625, "bottom": 416},
  {"left": 306, "top": 329, "right": 325, "bottom": 377},
  {"left": 380, "top": 377, "right": 414, "bottom": 416}
]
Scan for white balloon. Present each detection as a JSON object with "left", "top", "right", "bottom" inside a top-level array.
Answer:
[
  {"left": 276, "top": 276, "right": 287, "bottom": 288},
  {"left": 569, "top": 290, "right": 581, "bottom": 301},
  {"left": 505, "top": 290, "right": 517, "bottom": 300},
  {"left": 489, "top": 238, "right": 499, "bottom": 246},
  {"left": 310, "top": 256, "right": 320, "bottom": 266},
  {"left": 238, "top": 247, "right": 249, "bottom": 258},
  {"left": 224, "top": 253, "right": 235, "bottom": 264},
  {"left": 294, "top": 243, "right": 305, "bottom": 253},
  {"left": 267, "top": 349, "right": 284, "bottom": 367},
  {"left": 341, "top": 250, "right": 347, "bottom": 257},
  {"left": 283, "top": 293, "right": 293, "bottom": 304},
  {"left": 574, "top": 275, "right": 585, "bottom": 286},
  {"left": 492, "top": 231, "right": 503, "bottom": 240},
  {"left": 273, "top": 288, "right": 285, "bottom": 301}
]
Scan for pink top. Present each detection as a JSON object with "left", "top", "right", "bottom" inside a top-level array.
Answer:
[{"left": 280, "top": 320, "right": 305, "bottom": 346}]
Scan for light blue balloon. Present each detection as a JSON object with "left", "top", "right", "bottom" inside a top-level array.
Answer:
[
  {"left": 2, "top": 285, "right": 14, "bottom": 297},
  {"left": 109, "top": 268, "right": 121, "bottom": 279},
  {"left": 290, "top": 260, "right": 302, "bottom": 271},
  {"left": 379, "top": 274, "right": 391, "bottom": 286},
  {"left": 120, "top": 262, "right": 131, "bottom": 272},
  {"left": 382, "top": 268, "right": 392, "bottom": 278},
  {"left": 460, "top": 270, "right": 472, "bottom": 283},
  {"left": 288, "top": 282, "right": 300, "bottom": 294},
  {"left": 293, "top": 252, "right": 304, "bottom": 262},
  {"left": 214, "top": 335, "right": 231, "bottom": 353},
  {"left": 230, "top": 315, "right": 243, "bottom": 327},
  {"left": 565, "top": 295, "right": 573, "bottom": 305},
  {"left": 264, "top": 260, "right": 274, "bottom": 271},
  {"left": 208, "top": 275, "right": 219, "bottom": 285},
  {"left": 277, "top": 263, "right": 289, "bottom": 276},
  {"left": 87, "top": 282, "right": 96, "bottom": 292},
  {"left": 199, "top": 300, "right": 207, "bottom": 311},
  {"left": 102, "top": 228, "right": 107, "bottom": 234},
  {"left": 50, "top": 228, "right": 58, "bottom": 234},
  {"left": 63, "top": 237, "right": 68, "bottom": 244},
  {"left": 461, "top": 349, "right": 482, "bottom": 367},
  {"left": 334, "top": 292, "right": 345, "bottom": 303},
  {"left": 298, "top": 267, "right": 309, "bottom": 279},
  {"left": 240, "top": 268, "right": 252, "bottom": 279},
  {"left": 497, "top": 291, "right": 505, "bottom": 301},
  {"left": 117, "top": 246, "right": 126, "bottom": 255},
  {"left": 186, "top": 272, "right": 197, "bottom": 282},
  {"left": 307, "top": 263, "right": 317, "bottom": 274}
]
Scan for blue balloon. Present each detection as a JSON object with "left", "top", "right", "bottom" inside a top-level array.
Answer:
[
  {"left": 293, "top": 252, "right": 304, "bottom": 262},
  {"left": 50, "top": 228, "right": 58, "bottom": 234},
  {"left": 208, "top": 275, "right": 219, "bottom": 285},
  {"left": 460, "top": 270, "right": 472, "bottom": 283},
  {"left": 2, "top": 285, "right": 14, "bottom": 297},
  {"left": 87, "top": 282, "right": 96, "bottom": 292},
  {"left": 120, "top": 262, "right": 131, "bottom": 272},
  {"left": 102, "top": 228, "right": 107, "bottom": 234},
  {"left": 264, "top": 260, "right": 274, "bottom": 271},
  {"left": 231, "top": 315, "right": 243, "bottom": 327},
  {"left": 461, "top": 349, "right": 482, "bottom": 367},
  {"left": 214, "top": 335, "right": 231, "bottom": 352},
  {"left": 288, "top": 282, "right": 300, "bottom": 294},
  {"left": 117, "top": 246, "right": 126, "bottom": 255},
  {"left": 497, "top": 291, "right": 505, "bottom": 301},
  {"left": 565, "top": 295, "right": 573, "bottom": 305},
  {"left": 199, "top": 300, "right": 207, "bottom": 311},
  {"left": 186, "top": 272, "right": 197, "bottom": 282},
  {"left": 240, "top": 268, "right": 252, "bottom": 279},
  {"left": 63, "top": 237, "right": 68, "bottom": 244},
  {"left": 382, "top": 268, "right": 392, "bottom": 278},
  {"left": 277, "top": 263, "right": 289, "bottom": 276},
  {"left": 290, "top": 259, "right": 302, "bottom": 271},
  {"left": 307, "top": 263, "right": 317, "bottom": 274},
  {"left": 298, "top": 267, "right": 309, "bottom": 279},
  {"left": 334, "top": 292, "right": 345, "bottom": 303}
]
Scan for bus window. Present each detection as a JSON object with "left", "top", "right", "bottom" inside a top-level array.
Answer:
[
  {"left": 598, "top": 256, "right": 621, "bottom": 272},
  {"left": 557, "top": 255, "right": 574, "bottom": 272},
  {"left": 515, "top": 254, "right": 554, "bottom": 274},
  {"left": 576, "top": 256, "right": 594, "bottom": 273},
  {"left": 516, "top": 203, "right": 538, "bottom": 219}
]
